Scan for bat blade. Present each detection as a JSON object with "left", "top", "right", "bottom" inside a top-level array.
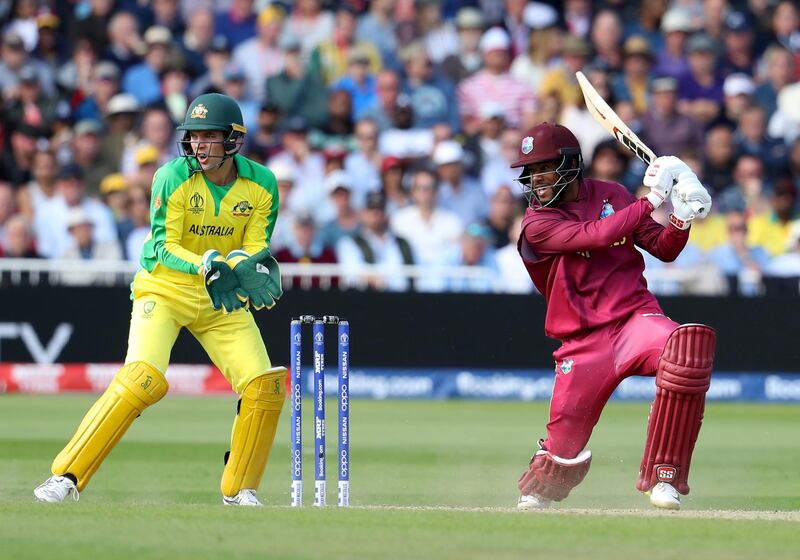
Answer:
[{"left": 575, "top": 71, "right": 656, "bottom": 165}]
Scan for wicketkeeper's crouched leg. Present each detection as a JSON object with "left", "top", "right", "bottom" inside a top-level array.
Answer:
[
  {"left": 51, "top": 362, "right": 169, "bottom": 491},
  {"left": 220, "top": 367, "right": 286, "bottom": 498},
  {"left": 637, "top": 324, "right": 716, "bottom": 494}
]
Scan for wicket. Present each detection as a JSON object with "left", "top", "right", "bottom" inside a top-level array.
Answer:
[{"left": 290, "top": 315, "right": 350, "bottom": 507}]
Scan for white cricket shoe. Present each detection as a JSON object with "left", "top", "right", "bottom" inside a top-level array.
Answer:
[
  {"left": 34, "top": 475, "right": 79, "bottom": 503},
  {"left": 649, "top": 482, "right": 681, "bottom": 510},
  {"left": 222, "top": 489, "right": 262, "bottom": 506},
  {"left": 517, "top": 494, "right": 552, "bottom": 511}
]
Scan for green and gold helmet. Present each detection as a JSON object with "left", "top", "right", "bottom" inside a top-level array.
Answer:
[{"left": 177, "top": 93, "right": 247, "bottom": 173}]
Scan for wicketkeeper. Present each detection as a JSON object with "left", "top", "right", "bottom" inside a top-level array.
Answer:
[
  {"left": 513, "top": 122, "right": 716, "bottom": 511},
  {"left": 34, "top": 93, "right": 285, "bottom": 506}
]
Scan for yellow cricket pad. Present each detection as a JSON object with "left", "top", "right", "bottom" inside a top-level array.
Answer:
[
  {"left": 51, "top": 362, "right": 168, "bottom": 491},
  {"left": 221, "top": 367, "right": 286, "bottom": 497}
]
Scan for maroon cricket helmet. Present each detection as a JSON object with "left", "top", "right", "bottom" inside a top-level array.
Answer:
[{"left": 511, "top": 123, "right": 582, "bottom": 168}]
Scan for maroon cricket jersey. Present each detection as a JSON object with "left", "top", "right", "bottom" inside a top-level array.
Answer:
[{"left": 517, "top": 178, "right": 690, "bottom": 340}]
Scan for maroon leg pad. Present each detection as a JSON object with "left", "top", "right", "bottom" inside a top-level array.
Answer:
[
  {"left": 518, "top": 449, "right": 592, "bottom": 501},
  {"left": 637, "top": 324, "right": 716, "bottom": 494}
]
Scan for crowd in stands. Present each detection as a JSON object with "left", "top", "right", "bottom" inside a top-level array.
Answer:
[{"left": 0, "top": 0, "right": 799, "bottom": 295}]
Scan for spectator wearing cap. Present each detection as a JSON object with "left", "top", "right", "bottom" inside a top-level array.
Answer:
[
  {"left": 331, "top": 47, "right": 379, "bottom": 121},
  {"left": 104, "top": 11, "right": 144, "bottom": 74},
  {"left": 265, "top": 160, "right": 300, "bottom": 251},
  {"left": 440, "top": 7, "right": 485, "bottom": 84},
  {"left": 753, "top": 46, "right": 796, "bottom": 121},
  {"left": 0, "top": 32, "right": 56, "bottom": 98},
  {"left": 336, "top": 191, "right": 414, "bottom": 291},
  {"left": 318, "top": 170, "right": 360, "bottom": 248},
  {"left": 17, "top": 149, "right": 58, "bottom": 221},
  {"left": 33, "top": 9, "right": 62, "bottom": 75},
  {"left": 322, "top": 146, "right": 347, "bottom": 175},
  {"left": 396, "top": 42, "right": 459, "bottom": 132},
  {"left": 432, "top": 140, "right": 487, "bottom": 225},
  {"left": 100, "top": 94, "right": 140, "bottom": 176},
  {"left": 458, "top": 27, "right": 537, "bottom": 134},
  {"left": 219, "top": 63, "right": 259, "bottom": 132},
  {"left": 273, "top": 211, "right": 339, "bottom": 290},
  {"left": 121, "top": 106, "right": 177, "bottom": 176},
  {"left": 677, "top": 33, "right": 724, "bottom": 125},
  {"left": 179, "top": 8, "right": 215, "bottom": 78},
  {"left": 702, "top": 124, "right": 738, "bottom": 195},
  {"left": 722, "top": 73, "right": 756, "bottom": 125},
  {"left": 99, "top": 173, "right": 134, "bottom": 248},
  {"left": 590, "top": 10, "right": 624, "bottom": 73},
  {"left": 283, "top": 0, "right": 335, "bottom": 61},
  {"left": 232, "top": 6, "right": 286, "bottom": 101},
  {"left": 214, "top": 0, "right": 257, "bottom": 49},
  {"left": 265, "top": 35, "right": 329, "bottom": 130},
  {"left": 123, "top": 26, "right": 174, "bottom": 105},
  {"left": 59, "top": 207, "right": 123, "bottom": 286},
  {"left": 73, "top": 62, "right": 121, "bottom": 122},
  {"left": 344, "top": 118, "right": 382, "bottom": 206},
  {"left": 129, "top": 144, "right": 160, "bottom": 190},
  {"left": 640, "top": 76, "right": 704, "bottom": 158},
  {"left": 249, "top": 103, "right": 284, "bottom": 162},
  {"left": 268, "top": 116, "right": 327, "bottom": 221},
  {"left": 355, "top": 0, "right": 398, "bottom": 71},
  {"left": 33, "top": 163, "right": 117, "bottom": 259},
  {"left": 360, "top": 69, "right": 401, "bottom": 132},
  {"left": 0, "top": 123, "right": 39, "bottom": 186},
  {"left": 125, "top": 184, "right": 151, "bottom": 264},
  {"left": 379, "top": 156, "right": 409, "bottom": 214},
  {"left": 539, "top": 34, "right": 593, "bottom": 111},
  {"left": 308, "top": 5, "right": 382, "bottom": 86},
  {"left": 4, "top": 64, "right": 59, "bottom": 131},
  {"left": 611, "top": 35, "right": 655, "bottom": 115},
  {"left": 510, "top": 4, "right": 561, "bottom": 94},
  {"left": 390, "top": 168, "right": 464, "bottom": 272},
  {"left": 69, "top": 0, "right": 114, "bottom": 54},
  {"left": 720, "top": 10, "right": 758, "bottom": 77},
  {"left": 736, "top": 105, "right": 788, "bottom": 176},
  {"left": 189, "top": 34, "right": 232, "bottom": 98},
  {"left": 653, "top": 7, "right": 694, "bottom": 80},
  {"left": 72, "top": 119, "right": 116, "bottom": 197}
]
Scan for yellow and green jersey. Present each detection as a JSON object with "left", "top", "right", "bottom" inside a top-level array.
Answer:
[{"left": 135, "top": 154, "right": 278, "bottom": 290}]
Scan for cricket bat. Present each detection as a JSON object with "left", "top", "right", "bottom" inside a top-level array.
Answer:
[{"left": 575, "top": 71, "right": 706, "bottom": 214}]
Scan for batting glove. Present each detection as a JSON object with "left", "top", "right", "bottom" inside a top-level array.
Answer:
[
  {"left": 643, "top": 156, "right": 692, "bottom": 208},
  {"left": 669, "top": 173, "right": 712, "bottom": 230}
]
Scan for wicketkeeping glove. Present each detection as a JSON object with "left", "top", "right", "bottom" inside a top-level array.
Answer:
[
  {"left": 201, "top": 250, "right": 248, "bottom": 313},
  {"left": 227, "top": 249, "right": 283, "bottom": 310},
  {"left": 669, "top": 172, "right": 712, "bottom": 230}
]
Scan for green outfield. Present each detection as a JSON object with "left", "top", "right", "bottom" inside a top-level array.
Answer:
[{"left": 1, "top": 395, "right": 798, "bottom": 559}]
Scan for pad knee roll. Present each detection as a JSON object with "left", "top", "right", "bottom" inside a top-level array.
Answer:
[
  {"left": 52, "top": 362, "right": 168, "bottom": 491},
  {"left": 221, "top": 367, "right": 286, "bottom": 497},
  {"left": 637, "top": 324, "right": 716, "bottom": 494},
  {"left": 518, "top": 448, "right": 592, "bottom": 502}
]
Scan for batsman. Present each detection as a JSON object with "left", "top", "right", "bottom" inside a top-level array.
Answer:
[
  {"left": 513, "top": 123, "right": 716, "bottom": 511},
  {"left": 34, "top": 93, "right": 285, "bottom": 506}
]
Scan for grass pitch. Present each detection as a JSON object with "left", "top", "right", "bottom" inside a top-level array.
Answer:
[{"left": 1, "top": 395, "right": 798, "bottom": 559}]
